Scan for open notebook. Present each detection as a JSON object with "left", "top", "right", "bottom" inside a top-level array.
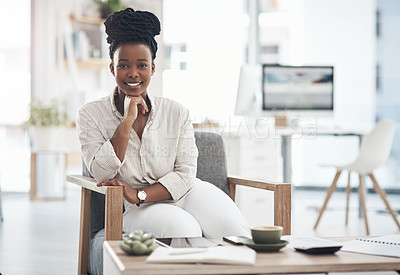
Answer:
[
  {"left": 341, "top": 234, "right": 400, "bottom": 258},
  {"left": 146, "top": 246, "right": 256, "bottom": 265}
]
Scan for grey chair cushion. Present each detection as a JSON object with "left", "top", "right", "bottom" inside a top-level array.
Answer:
[
  {"left": 84, "top": 131, "right": 229, "bottom": 274},
  {"left": 194, "top": 131, "right": 229, "bottom": 195}
]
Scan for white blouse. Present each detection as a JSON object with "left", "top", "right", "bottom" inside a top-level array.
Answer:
[{"left": 76, "top": 89, "right": 198, "bottom": 201}]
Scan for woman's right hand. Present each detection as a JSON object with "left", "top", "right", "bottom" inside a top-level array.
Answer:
[
  {"left": 123, "top": 95, "right": 149, "bottom": 121},
  {"left": 96, "top": 179, "right": 139, "bottom": 205}
]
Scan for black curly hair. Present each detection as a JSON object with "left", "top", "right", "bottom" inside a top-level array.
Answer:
[{"left": 104, "top": 8, "right": 161, "bottom": 60}]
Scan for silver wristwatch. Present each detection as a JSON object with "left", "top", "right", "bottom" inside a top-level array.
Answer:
[{"left": 136, "top": 190, "right": 147, "bottom": 207}]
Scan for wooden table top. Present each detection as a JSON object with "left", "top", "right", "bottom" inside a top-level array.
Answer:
[{"left": 103, "top": 239, "right": 400, "bottom": 275}]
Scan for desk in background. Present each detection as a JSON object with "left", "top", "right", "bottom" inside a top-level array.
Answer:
[
  {"left": 276, "top": 127, "right": 365, "bottom": 183},
  {"left": 216, "top": 124, "right": 366, "bottom": 183},
  {"left": 195, "top": 123, "right": 367, "bottom": 226},
  {"left": 30, "top": 149, "right": 68, "bottom": 200}
]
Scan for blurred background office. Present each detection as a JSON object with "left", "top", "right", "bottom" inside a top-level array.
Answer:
[
  {"left": 2, "top": 1, "right": 400, "bottom": 274},
  {"left": 1, "top": 0, "right": 399, "bottom": 199}
]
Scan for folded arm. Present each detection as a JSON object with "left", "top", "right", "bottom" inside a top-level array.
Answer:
[{"left": 156, "top": 108, "right": 198, "bottom": 201}]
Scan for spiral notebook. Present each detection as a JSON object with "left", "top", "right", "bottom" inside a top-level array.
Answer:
[{"left": 341, "top": 234, "right": 400, "bottom": 258}]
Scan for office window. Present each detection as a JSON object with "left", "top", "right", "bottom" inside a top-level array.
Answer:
[
  {"left": 0, "top": 0, "right": 31, "bottom": 125},
  {"left": 165, "top": 43, "right": 187, "bottom": 70},
  {"left": 0, "top": 0, "right": 31, "bottom": 192}
]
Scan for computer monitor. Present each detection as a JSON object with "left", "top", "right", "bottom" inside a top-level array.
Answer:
[
  {"left": 234, "top": 64, "right": 262, "bottom": 117},
  {"left": 262, "top": 64, "right": 334, "bottom": 116}
]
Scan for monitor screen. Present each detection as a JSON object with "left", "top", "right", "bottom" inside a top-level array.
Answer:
[{"left": 262, "top": 65, "right": 334, "bottom": 111}]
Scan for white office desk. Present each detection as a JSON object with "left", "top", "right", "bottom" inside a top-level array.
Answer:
[
  {"left": 275, "top": 127, "right": 366, "bottom": 183},
  {"left": 196, "top": 124, "right": 367, "bottom": 184},
  {"left": 194, "top": 124, "right": 367, "bottom": 225}
]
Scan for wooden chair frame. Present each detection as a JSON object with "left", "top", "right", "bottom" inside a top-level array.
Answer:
[{"left": 67, "top": 175, "right": 291, "bottom": 275}]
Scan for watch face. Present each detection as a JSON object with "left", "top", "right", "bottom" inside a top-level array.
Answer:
[{"left": 138, "top": 190, "right": 147, "bottom": 200}]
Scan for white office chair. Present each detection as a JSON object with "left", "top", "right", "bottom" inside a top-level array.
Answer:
[{"left": 314, "top": 120, "right": 400, "bottom": 235}]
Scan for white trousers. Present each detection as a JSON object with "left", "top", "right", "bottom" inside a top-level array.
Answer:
[{"left": 123, "top": 178, "right": 251, "bottom": 239}]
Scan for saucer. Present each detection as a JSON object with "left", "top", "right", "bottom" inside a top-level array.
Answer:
[{"left": 241, "top": 237, "right": 288, "bottom": 252}]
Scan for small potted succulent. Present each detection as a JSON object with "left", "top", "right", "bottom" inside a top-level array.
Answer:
[
  {"left": 25, "top": 99, "right": 69, "bottom": 150},
  {"left": 119, "top": 230, "right": 159, "bottom": 255}
]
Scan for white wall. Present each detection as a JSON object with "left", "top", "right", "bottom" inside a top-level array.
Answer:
[
  {"left": 287, "top": 0, "right": 378, "bottom": 187},
  {"left": 163, "top": 0, "right": 244, "bottom": 121},
  {"left": 298, "top": 0, "right": 376, "bottom": 128}
]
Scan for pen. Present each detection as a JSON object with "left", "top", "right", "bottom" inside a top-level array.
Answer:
[
  {"left": 169, "top": 248, "right": 207, "bottom": 255},
  {"left": 155, "top": 239, "right": 172, "bottom": 249}
]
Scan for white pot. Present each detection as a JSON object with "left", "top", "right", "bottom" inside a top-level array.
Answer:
[{"left": 29, "top": 126, "right": 66, "bottom": 151}]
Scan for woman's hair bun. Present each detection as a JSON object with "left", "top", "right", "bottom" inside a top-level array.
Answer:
[
  {"left": 104, "top": 8, "right": 161, "bottom": 59},
  {"left": 141, "top": 10, "right": 161, "bottom": 37}
]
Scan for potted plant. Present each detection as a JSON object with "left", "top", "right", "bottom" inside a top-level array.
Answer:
[
  {"left": 25, "top": 99, "right": 69, "bottom": 151},
  {"left": 94, "top": 0, "right": 127, "bottom": 19}
]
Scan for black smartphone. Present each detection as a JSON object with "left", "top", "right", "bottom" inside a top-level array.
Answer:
[{"left": 223, "top": 236, "right": 248, "bottom": 245}]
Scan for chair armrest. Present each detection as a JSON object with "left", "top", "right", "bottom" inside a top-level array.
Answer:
[
  {"left": 228, "top": 176, "right": 290, "bottom": 192},
  {"left": 66, "top": 173, "right": 124, "bottom": 271},
  {"left": 67, "top": 174, "right": 124, "bottom": 240},
  {"left": 66, "top": 175, "right": 107, "bottom": 194},
  {"left": 67, "top": 174, "right": 124, "bottom": 274},
  {"left": 228, "top": 176, "right": 291, "bottom": 235}
]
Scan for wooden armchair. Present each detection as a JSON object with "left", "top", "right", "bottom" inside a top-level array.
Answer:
[{"left": 67, "top": 131, "right": 291, "bottom": 275}]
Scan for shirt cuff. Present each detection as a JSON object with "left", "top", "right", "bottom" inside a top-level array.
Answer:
[
  {"left": 158, "top": 172, "right": 190, "bottom": 201},
  {"left": 93, "top": 139, "right": 123, "bottom": 174}
]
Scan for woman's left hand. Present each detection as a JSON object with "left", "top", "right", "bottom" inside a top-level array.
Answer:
[{"left": 97, "top": 179, "right": 139, "bottom": 204}]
